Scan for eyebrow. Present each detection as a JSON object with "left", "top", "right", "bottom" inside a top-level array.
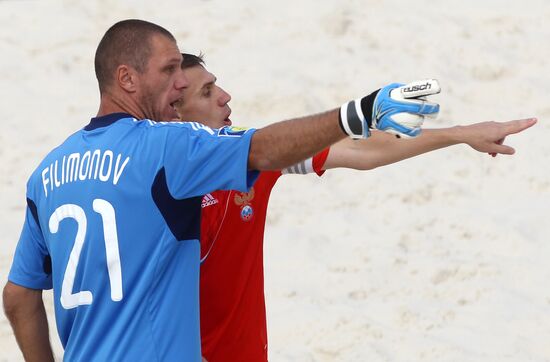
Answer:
[
  {"left": 162, "top": 59, "right": 181, "bottom": 72},
  {"left": 200, "top": 76, "right": 217, "bottom": 90},
  {"left": 172, "top": 53, "right": 184, "bottom": 64},
  {"left": 165, "top": 55, "right": 183, "bottom": 67}
]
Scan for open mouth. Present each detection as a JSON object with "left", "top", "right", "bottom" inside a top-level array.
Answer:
[
  {"left": 224, "top": 109, "right": 232, "bottom": 125},
  {"left": 169, "top": 100, "right": 181, "bottom": 119}
]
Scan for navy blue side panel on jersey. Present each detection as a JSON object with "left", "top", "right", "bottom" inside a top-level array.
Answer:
[
  {"left": 26, "top": 198, "right": 41, "bottom": 231},
  {"left": 8, "top": 114, "right": 258, "bottom": 361},
  {"left": 152, "top": 167, "right": 202, "bottom": 241},
  {"left": 8, "top": 203, "right": 52, "bottom": 290}
]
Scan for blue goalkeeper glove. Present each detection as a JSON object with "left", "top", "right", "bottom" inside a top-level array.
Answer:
[{"left": 339, "top": 79, "right": 441, "bottom": 139}]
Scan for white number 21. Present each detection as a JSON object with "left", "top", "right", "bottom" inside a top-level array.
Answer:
[{"left": 48, "top": 199, "right": 123, "bottom": 309}]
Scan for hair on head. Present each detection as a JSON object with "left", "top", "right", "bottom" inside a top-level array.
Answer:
[
  {"left": 95, "top": 19, "right": 175, "bottom": 93},
  {"left": 181, "top": 52, "right": 205, "bottom": 69}
]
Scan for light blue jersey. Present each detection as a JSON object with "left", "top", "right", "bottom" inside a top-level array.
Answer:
[{"left": 9, "top": 113, "right": 258, "bottom": 361}]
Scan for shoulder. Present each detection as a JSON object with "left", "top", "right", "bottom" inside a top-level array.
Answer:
[
  {"left": 134, "top": 121, "right": 256, "bottom": 142},
  {"left": 27, "top": 129, "right": 81, "bottom": 184},
  {"left": 135, "top": 119, "right": 215, "bottom": 135}
]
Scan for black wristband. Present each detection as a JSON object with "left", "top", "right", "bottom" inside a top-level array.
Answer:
[
  {"left": 360, "top": 88, "right": 380, "bottom": 129},
  {"left": 338, "top": 88, "right": 380, "bottom": 139}
]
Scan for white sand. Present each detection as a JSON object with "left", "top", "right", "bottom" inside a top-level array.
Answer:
[{"left": 1, "top": 0, "right": 549, "bottom": 360}]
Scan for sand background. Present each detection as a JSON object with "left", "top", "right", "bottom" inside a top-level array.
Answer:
[{"left": 1, "top": 0, "right": 549, "bottom": 360}]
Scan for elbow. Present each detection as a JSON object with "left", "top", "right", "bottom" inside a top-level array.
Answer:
[
  {"left": 248, "top": 129, "right": 295, "bottom": 171},
  {"left": 3, "top": 282, "right": 18, "bottom": 320},
  {"left": 2, "top": 282, "right": 37, "bottom": 321},
  {"left": 248, "top": 151, "right": 277, "bottom": 171},
  {"left": 248, "top": 141, "right": 282, "bottom": 171}
]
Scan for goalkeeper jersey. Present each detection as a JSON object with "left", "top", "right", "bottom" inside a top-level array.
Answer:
[
  {"left": 8, "top": 113, "right": 258, "bottom": 361},
  {"left": 199, "top": 148, "right": 329, "bottom": 362}
]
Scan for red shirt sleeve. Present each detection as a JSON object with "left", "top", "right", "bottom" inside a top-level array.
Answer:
[{"left": 312, "top": 147, "right": 330, "bottom": 176}]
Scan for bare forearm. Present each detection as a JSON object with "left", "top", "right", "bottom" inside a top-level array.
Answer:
[
  {"left": 3, "top": 282, "right": 54, "bottom": 362},
  {"left": 248, "top": 109, "right": 346, "bottom": 170},
  {"left": 323, "top": 117, "right": 537, "bottom": 170},
  {"left": 325, "top": 127, "right": 461, "bottom": 170}
]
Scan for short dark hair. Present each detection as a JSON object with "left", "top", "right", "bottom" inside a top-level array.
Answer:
[
  {"left": 181, "top": 53, "right": 205, "bottom": 70},
  {"left": 95, "top": 19, "right": 176, "bottom": 93}
]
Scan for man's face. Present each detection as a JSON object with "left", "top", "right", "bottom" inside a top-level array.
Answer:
[
  {"left": 174, "top": 65, "right": 232, "bottom": 129},
  {"left": 136, "top": 34, "right": 188, "bottom": 121}
]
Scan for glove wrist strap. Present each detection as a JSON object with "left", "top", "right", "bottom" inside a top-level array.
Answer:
[
  {"left": 360, "top": 90, "right": 378, "bottom": 128},
  {"left": 338, "top": 89, "right": 379, "bottom": 139}
]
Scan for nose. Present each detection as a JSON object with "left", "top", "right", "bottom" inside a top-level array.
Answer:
[
  {"left": 217, "top": 88, "right": 231, "bottom": 106},
  {"left": 175, "top": 69, "right": 189, "bottom": 90}
]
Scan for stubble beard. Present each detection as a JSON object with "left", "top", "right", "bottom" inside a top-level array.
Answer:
[{"left": 138, "top": 85, "right": 160, "bottom": 121}]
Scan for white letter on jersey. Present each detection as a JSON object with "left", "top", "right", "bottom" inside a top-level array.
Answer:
[
  {"left": 78, "top": 151, "right": 92, "bottom": 181},
  {"left": 42, "top": 167, "right": 50, "bottom": 197},
  {"left": 99, "top": 151, "right": 113, "bottom": 182},
  {"left": 113, "top": 155, "right": 130, "bottom": 185}
]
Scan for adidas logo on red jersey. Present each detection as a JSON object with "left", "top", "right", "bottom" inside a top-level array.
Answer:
[{"left": 201, "top": 193, "right": 219, "bottom": 208}]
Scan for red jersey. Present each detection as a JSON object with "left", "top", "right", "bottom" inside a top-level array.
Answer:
[{"left": 200, "top": 149, "right": 330, "bottom": 362}]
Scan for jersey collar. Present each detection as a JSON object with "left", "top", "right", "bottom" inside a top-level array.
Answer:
[{"left": 84, "top": 113, "right": 135, "bottom": 131}]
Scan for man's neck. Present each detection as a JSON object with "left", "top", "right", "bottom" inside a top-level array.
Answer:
[{"left": 97, "top": 94, "right": 143, "bottom": 119}]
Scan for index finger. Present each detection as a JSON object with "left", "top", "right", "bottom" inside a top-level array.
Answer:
[{"left": 502, "top": 117, "right": 537, "bottom": 135}]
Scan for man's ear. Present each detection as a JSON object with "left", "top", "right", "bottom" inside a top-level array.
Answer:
[{"left": 116, "top": 65, "right": 138, "bottom": 92}]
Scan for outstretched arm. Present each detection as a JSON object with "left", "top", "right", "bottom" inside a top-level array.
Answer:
[
  {"left": 249, "top": 109, "right": 345, "bottom": 171},
  {"left": 323, "top": 118, "right": 537, "bottom": 170},
  {"left": 248, "top": 80, "right": 441, "bottom": 170},
  {"left": 3, "top": 282, "right": 54, "bottom": 362}
]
